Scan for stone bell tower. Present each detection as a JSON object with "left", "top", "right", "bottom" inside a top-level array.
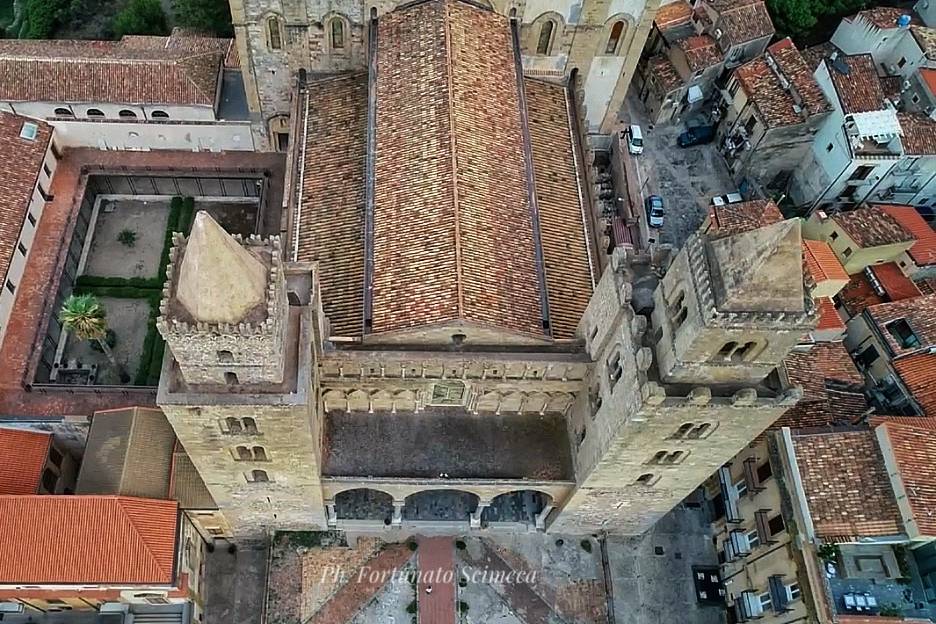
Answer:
[{"left": 156, "top": 211, "right": 326, "bottom": 539}]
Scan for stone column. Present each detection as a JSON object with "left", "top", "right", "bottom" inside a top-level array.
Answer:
[
  {"left": 392, "top": 501, "right": 404, "bottom": 527},
  {"left": 326, "top": 502, "right": 337, "bottom": 527},
  {"left": 470, "top": 502, "right": 489, "bottom": 529},
  {"left": 535, "top": 504, "right": 555, "bottom": 530}
]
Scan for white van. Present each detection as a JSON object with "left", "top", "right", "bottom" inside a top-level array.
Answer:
[{"left": 624, "top": 124, "right": 644, "bottom": 155}]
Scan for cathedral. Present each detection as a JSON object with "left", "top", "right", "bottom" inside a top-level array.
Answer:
[
  {"left": 228, "top": 0, "right": 663, "bottom": 148},
  {"left": 155, "top": 0, "right": 813, "bottom": 539}
]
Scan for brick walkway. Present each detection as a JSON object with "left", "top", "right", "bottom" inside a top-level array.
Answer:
[
  {"left": 418, "top": 536, "right": 456, "bottom": 624},
  {"left": 306, "top": 543, "right": 412, "bottom": 624},
  {"left": 462, "top": 539, "right": 556, "bottom": 624},
  {"left": 0, "top": 147, "right": 284, "bottom": 418}
]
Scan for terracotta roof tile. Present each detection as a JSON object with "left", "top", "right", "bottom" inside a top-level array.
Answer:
[
  {"left": 897, "top": 112, "right": 936, "bottom": 156},
  {"left": 0, "top": 37, "right": 222, "bottom": 106},
  {"left": 827, "top": 54, "right": 887, "bottom": 114},
  {"left": 647, "top": 54, "right": 683, "bottom": 94},
  {"left": 814, "top": 296, "right": 845, "bottom": 331},
  {"left": 773, "top": 342, "right": 867, "bottom": 431},
  {"left": 878, "top": 204, "right": 936, "bottom": 265},
  {"left": 792, "top": 430, "right": 902, "bottom": 538},
  {"left": 877, "top": 418, "right": 936, "bottom": 535},
  {"left": 0, "top": 428, "right": 51, "bottom": 495},
  {"left": 866, "top": 294, "right": 936, "bottom": 354},
  {"left": 868, "top": 262, "right": 922, "bottom": 302},
  {"left": 371, "top": 0, "right": 543, "bottom": 337},
  {"left": 803, "top": 239, "right": 848, "bottom": 284},
  {"left": 845, "top": 7, "right": 920, "bottom": 29},
  {"left": 708, "top": 199, "right": 783, "bottom": 237},
  {"left": 654, "top": 1, "right": 693, "bottom": 30},
  {"left": 295, "top": 74, "right": 367, "bottom": 337},
  {"left": 708, "top": 0, "right": 774, "bottom": 48},
  {"left": 524, "top": 79, "right": 594, "bottom": 338},
  {"left": 839, "top": 271, "right": 885, "bottom": 316},
  {"left": 921, "top": 68, "right": 936, "bottom": 96},
  {"left": 0, "top": 112, "right": 51, "bottom": 288},
  {"left": 0, "top": 495, "right": 178, "bottom": 584},
  {"left": 893, "top": 352, "right": 936, "bottom": 416},
  {"left": 832, "top": 205, "right": 914, "bottom": 248},
  {"left": 675, "top": 35, "right": 723, "bottom": 72}
]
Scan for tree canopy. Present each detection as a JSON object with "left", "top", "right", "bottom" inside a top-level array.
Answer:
[
  {"left": 171, "top": 0, "right": 233, "bottom": 37},
  {"left": 112, "top": 0, "right": 168, "bottom": 38},
  {"left": 767, "top": 0, "right": 869, "bottom": 42}
]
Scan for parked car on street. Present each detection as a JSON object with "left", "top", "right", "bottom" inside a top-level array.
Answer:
[
  {"left": 624, "top": 124, "right": 644, "bottom": 155},
  {"left": 677, "top": 125, "right": 715, "bottom": 148},
  {"left": 645, "top": 195, "right": 664, "bottom": 228}
]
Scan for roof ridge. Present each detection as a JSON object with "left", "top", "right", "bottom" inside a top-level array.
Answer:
[
  {"left": 115, "top": 496, "right": 177, "bottom": 581},
  {"left": 442, "top": 0, "right": 465, "bottom": 319}
]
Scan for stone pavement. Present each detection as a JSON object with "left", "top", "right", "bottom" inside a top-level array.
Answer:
[
  {"left": 623, "top": 93, "right": 735, "bottom": 250},
  {"left": 204, "top": 542, "right": 269, "bottom": 624},
  {"left": 418, "top": 536, "right": 456, "bottom": 624}
]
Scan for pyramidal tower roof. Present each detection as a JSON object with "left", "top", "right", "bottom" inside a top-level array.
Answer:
[
  {"left": 175, "top": 211, "right": 268, "bottom": 324},
  {"left": 706, "top": 218, "right": 805, "bottom": 313}
]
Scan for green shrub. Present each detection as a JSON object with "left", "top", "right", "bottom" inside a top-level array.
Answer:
[
  {"left": 172, "top": 0, "right": 232, "bottom": 36},
  {"left": 407, "top": 541, "right": 418, "bottom": 551},
  {"left": 76, "top": 275, "right": 161, "bottom": 290},
  {"left": 405, "top": 600, "right": 417, "bottom": 614},
  {"left": 112, "top": 0, "right": 168, "bottom": 37},
  {"left": 89, "top": 328, "right": 117, "bottom": 352},
  {"left": 458, "top": 577, "right": 467, "bottom": 588},
  {"left": 19, "top": 0, "right": 68, "bottom": 38},
  {"left": 458, "top": 601, "right": 469, "bottom": 612},
  {"left": 117, "top": 229, "right": 138, "bottom": 248},
  {"left": 455, "top": 539, "right": 466, "bottom": 550},
  {"left": 580, "top": 539, "right": 592, "bottom": 553}
]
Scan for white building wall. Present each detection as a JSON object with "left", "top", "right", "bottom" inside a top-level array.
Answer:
[
  {"left": 831, "top": 19, "right": 910, "bottom": 70},
  {"left": 0, "top": 136, "right": 59, "bottom": 348},
  {"left": 583, "top": 55, "right": 627, "bottom": 129},
  {"left": 0, "top": 101, "right": 218, "bottom": 122},
  {"left": 50, "top": 120, "right": 256, "bottom": 152}
]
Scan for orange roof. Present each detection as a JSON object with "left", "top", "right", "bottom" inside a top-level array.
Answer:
[
  {"left": 877, "top": 418, "right": 936, "bottom": 536},
  {"left": 0, "top": 496, "right": 178, "bottom": 584},
  {"left": 922, "top": 68, "right": 936, "bottom": 96},
  {"left": 803, "top": 238, "right": 848, "bottom": 284},
  {"left": 879, "top": 204, "right": 936, "bottom": 266},
  {"left": 0, "top": 428, "right": 51, "bottom": 495},
  {"left": 814, "top": 296, "right": 845, "bottom": 331},
  {"left": 893, "top": 352, "right": 936, "bottom": 416},
  {"left": 869, "top": 262, "right": 922, "bottom": 302},
  {"left": 655, "top": 0, "right": 693, "bottom": 29}
]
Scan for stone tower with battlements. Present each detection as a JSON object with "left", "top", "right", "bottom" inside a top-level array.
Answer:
[
  {"left": 551, "top": 219, "right": 814, "bottom": 534},
  {"left": 156, "top": 211, "right": 326, "bottom": 539}
]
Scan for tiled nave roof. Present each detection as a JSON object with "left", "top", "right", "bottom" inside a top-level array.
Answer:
[{"left": 0, "top": 427, "right": 51, "bottom": 495}]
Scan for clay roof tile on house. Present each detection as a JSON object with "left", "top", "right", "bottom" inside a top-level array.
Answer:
[
  {"left": 814, "top": 296, "right": 846, "bottom": 331},
  {"left": 831, "top": 205, "right": 914, "bottom": 248},
  {"left": 877, "top": 418, "right": 936, "bottom": 536},
  {"left": 0, "top": 35, "right": 222, "bottom": 106},
  {"left": 0, "top": 112, "right": 52, "bottom": 290},
  {"left": 675, "top": 35, "right": 723, "bottom": 72},
  {"left": 803, "top": 239, "right": 848, "bottom": 284},
  {"left": 879, "top": 204, "right": 936, "bottom": 266},
  {"left": 647, "top": 54, "right": 683, "bottom": 94},
  {"left": 655, "top": 1, "right": 693, "bottom": 30},
  {"left": 868, "top": 262, "right": 922, "bottom": 302},
  {"left": 827, "top": 54, "right": 888, "bottom": 114},
  {"left": 866, "top": 294, "right": 936, "bottom": 354},
  {"left": 897, "top": 112, "right": 936, "bottom": 156},
  {"left": 845, "top": 7, "right": 920, "bottom": 29},
  {"left": 0, "top": 495, "right": 178, "bottom": 584},
  {"left": 792, "top": 430, "right": 902, "bottom": 539},
  {"left": 708, "top": 199, "right": 783, "bottom": 238},
  {"left": 708, "top": 0, "right": 775, "bottom": 48},
  {"left": 893, "top": 352, "right": 936, "bottom": 416},
  {"left": 0, "top": 427, "right": 51, "bottom": 495},
  {"left": 912, "top": 26, "right": 936, "bottom": 61}
]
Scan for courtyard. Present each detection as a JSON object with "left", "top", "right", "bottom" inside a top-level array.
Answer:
[
  {"left": 48, "top": 194, "right": 260, "bottom": 387},
  {"left": 263, "top": 504, "right": 726, "bottom": 624}
]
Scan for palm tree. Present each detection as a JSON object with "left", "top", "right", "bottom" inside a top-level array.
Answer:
[{"left": 59, "top": 293, "right": 129, "bottom": 383}]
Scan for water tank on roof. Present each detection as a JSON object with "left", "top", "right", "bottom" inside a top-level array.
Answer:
[{"left": 898, "top": 14, "right": 912, "bottom": 28}]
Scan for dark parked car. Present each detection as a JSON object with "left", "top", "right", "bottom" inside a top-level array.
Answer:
[
  {"left": 677, "top": 125, "right": 716, "bottom": 148},
  {"left": 645, "top": 195, "right": 664, "bottom": 228}
]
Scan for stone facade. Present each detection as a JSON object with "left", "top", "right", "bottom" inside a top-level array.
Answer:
[{"left": 230, "top": 0, "right": 662, "bottom": 145}]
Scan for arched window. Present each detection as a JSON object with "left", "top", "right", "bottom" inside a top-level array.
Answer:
[
  {"left": 536, "top": 20, "right": 554, "bottom": 55},
  {"left": 251, "top": 469, "right": 269, "bottom": 482},
  {"left": 605, "top": 20, "right": 625, "bottom": 54},
  {"left": 651, "top": 450, "right": 667, "bottom": 464},
  {"left": 636, "top": 473, "right": 655, "bottom": 485},
  {"left": 268, "top": 17, "right": 282, "bottom": 50},
  {"left": 86, "top": 108, "right": 105, "bottom": 118},
  {"left": 688, "top": 423, "right": 711, "bottom": 439},
  {"left": 118, "top": 109, "right": 137, "bottom": 118},
  {"left": 226, "top": 417, "right": 242, "bottom": 434},
  {"left": 330, "top": 18, "right": 345, "bottom": 49},
  {"left": 235, "top": 446, "right": 252, "bottom": 461},
  {"left": 243, "top": 417, "right": 258, "bottom": 434},
  {"left": 225, "top": 372, "right": 239, "bottom": 385},
  {"left": 675, "top": 423, "right": 694, "bottom": 438},
  {"left": 151, "top": 110, "right": 169, "bottom": 118},
  {"left": 217, "top": 350, "right": 234, "bottom": 363},
  {"left": 54, "top": 107, "right": 73, "bottom": 117},
  {"left": 674, "top": 307, "right": 688, "bottom": 328},
  {"left": 252, "top": 446, "right": 268, "bottom": 461},
  {"left": 716, "top": 341, "right": 737, "bottom": 360},
  {"left": 666, "top": 450, "right": 684, "bottom": 463}
]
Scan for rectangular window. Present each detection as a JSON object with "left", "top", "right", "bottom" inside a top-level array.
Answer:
[
  {"left": 898, "top": 57, "right": 907, "bottom": 68},
  {"left": 843, "top": 247, "right": 853, "bottom": 258},
  {"left": 887, "top": 319, "right": 921, "bottom": 349},
  {"left": 48, "top": 446, "right": 63, "bottom": 467},
  {"left": 787, "top": 583, "right": 801, "bottom": 601},
  {"left": 5, "top": 280, "right": 15, "bottom": 294},
  {"left": 747, "top": 529, "right": 761, "bottom": 550},
  {"left": 830, "top": 231, "right": 838, "bottom": 241},
  {"left": 768, "top": 514, "right": 785, "bottom": 536},
  {"left": 50, "top": 141, "right": 62, "bottom": 159},
  {"left": 17, "top": 242, "right": 26, "bottom": 256},
  {"left": 744, "top": 115, "right": 757, "bottom": 135},
  {"left": 756, "top": 461, "right": 773, "bottom": 483},
  {"left": 27, "top": 212, "right": 36, "bottom": 226},
  {"left": 607, "top": 351, "right": 623, "bottom": 387},
  {"left": 729, "top": 79, "right": 741, "bottom": 97},
  {"left": 734, "top": 478, "right": 748, "bottom": 498},
  {"left": 826, "top": 143, "right": 834, "bottom": 152},
  {"left": 759, "top": 592, "right": 773, "bottom": 611},
  {"left": 855, "top": 344, "right": 880, "bottom": 369},
  {"left": 849, "top": 165, "right": 875, "bottom": 182}
]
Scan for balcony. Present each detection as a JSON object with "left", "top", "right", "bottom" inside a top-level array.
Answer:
[{"left": 718, "top": 465, "right": 743, "bottom": 524}]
